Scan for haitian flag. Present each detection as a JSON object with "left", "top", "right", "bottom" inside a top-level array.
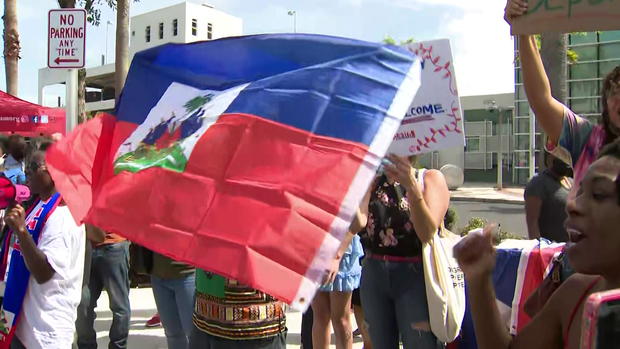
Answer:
[
  {"left": 46, "top": 34, "right": 421, "bottom": 309},
  {"left": 456, "top": 239, "right": 565, "bottom": 349}
]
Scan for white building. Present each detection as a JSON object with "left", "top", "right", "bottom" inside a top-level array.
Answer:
[
  {"left": 38, "top": 1, "right": 243, "bottom": 113},
  {"left": 416, "top": 93, "right": 518, "bottom": 185},
  {"left": 129, "top": 2, "right": 242, "bottom": 57}
]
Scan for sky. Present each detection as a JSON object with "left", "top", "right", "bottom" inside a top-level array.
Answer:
[{"left": 1, "top": 0, "right": 516, "bottom": 106}]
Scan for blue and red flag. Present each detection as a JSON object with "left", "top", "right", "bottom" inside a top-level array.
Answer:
[
  {"left": 455, "top": 239, "right": 565, "bottom": 349},
  {"left": 46, "top": 34, "right": 421, "bottom": 308}
]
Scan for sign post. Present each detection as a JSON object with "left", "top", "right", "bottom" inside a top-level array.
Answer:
[{"left": 48, "top": 9, "right": 86, "bottom": 134}]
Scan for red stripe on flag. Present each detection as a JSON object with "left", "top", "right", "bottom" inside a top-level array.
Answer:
[
  {"left": 515, "top": 245, "right": 564, "bottom": 332},
  {"left": 82, "top": 113, "right": 368, "bottom": 304},
  {"left": 46, "top": 113, "right": 116, "bottom": 223}
]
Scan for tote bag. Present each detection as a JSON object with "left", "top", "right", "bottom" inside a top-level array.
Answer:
[{"left": 417, "top": 169, "right": 466, "bottom": 343}]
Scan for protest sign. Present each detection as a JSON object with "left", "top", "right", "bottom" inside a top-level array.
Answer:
[
  {"left": 388, "top": 39, "right": 465, "bottom": 156},
  {"left": 511, "top": 0, "right": 620, "bottom": 35}
]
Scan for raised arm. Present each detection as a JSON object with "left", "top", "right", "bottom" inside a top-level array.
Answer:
[
  {"left": 505, "top": 0, "right": 565, "bottom": 144},
  {"left": 322, "top": 183, "right": 372, "bottom": 285},
  {"left": 5, "top": 205, "right": 55, "bottom": 284},
  {"left": 385, "top": 155, "right": 449, "bottom": 243},
  {"left": 454, "top": 225, "right": 563, "bottom": 349}
]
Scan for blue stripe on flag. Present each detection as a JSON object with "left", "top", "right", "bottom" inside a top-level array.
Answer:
[
  {"left": 116, "top": 34, "right": 417, "bottom": 146},
  {"left": 493, "top": 248, "right": 523, "bottom": 306},
  {"left": 225, "top": 50, "right": 413, "bottom": 146}
]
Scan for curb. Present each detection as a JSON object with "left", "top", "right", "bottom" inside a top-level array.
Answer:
[{"left": 450, "top": 196, "right": 524, "bottom": 205}]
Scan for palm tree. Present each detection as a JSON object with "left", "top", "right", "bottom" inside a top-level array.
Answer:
[
  {"left": 540, "top": 33, "right": 568, "bottom": 104},
  {"left": 115, "top": 0, "right": 129, "bottom": 102},
  {"left": 57, "top": 0, "right": 86, "bottom": 123},
  {"left": 57, "top": 0, "right": 135, "bottom": 121},
  {"left": 58, "top": 0, "right": 76, "bottom": 7},
  {"left": 68, "top": 0, "right": 133, "bottom": 106},
  {"left": 538, "top": 33, "right": 568, "bottom": 169},
  {"left": 3, "top": 0, "right": 20, "bottom": 96}
]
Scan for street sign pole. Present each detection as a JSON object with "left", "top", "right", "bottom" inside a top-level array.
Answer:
[
  {"left": 48, "top": 9, "right": 86, "bottom": 134},
  {"left": 65, "top": 69, "right": 78, "bottom": 134}
]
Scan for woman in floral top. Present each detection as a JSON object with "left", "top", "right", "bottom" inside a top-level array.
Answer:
[{"left": 360, "top": 154, "right": 450, "bottom": 348}]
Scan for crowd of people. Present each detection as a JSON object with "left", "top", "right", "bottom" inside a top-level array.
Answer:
[{"left": 0, "top": 1, "right": 618, "bottom": 348}]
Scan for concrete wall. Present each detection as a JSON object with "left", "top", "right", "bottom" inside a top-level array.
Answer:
[
  {"left": 185, "top": 3, "right": 243, "bottom": 42},
  {"left": 129, "top": 3, "right": 188, "bottom": 57},
  {"left": 129, "top": 2, "right": 243, "bottom": 59}
]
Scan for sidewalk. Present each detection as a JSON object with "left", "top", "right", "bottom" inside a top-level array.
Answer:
[
  {"left": 450, "top": 185, "right": 524, "bottom": 204},
  {"left": 88, "top": 288, "right": 364, "bottom": 349}
]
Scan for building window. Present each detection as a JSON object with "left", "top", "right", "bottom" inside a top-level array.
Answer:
[
  {"left": 207, "top": 23, "right": 213, "bottom": 40},
  {"left": 601, "top": 42, "right": 620, "bottom": 60},
  {"left": 570, "top": 32, "right": 597, "bottom": 45},
  {"left": 465, "top": 136, "right": 480, "bottom": 152},
  {"left": 600, "top": 30, "right": 620, "bottom": 43},
  {"left": 570, "top": 80, "right": 600, "bottom": 98},
  {"left": 570, "top": 97, "right": 600, "bottom": 115},
  {"left": 570, "top": 62, "right": 599, "bottom": 79},
  {"left": 173, "top": 19, "right": 178, "bottom": 36},
  {"left": 145, "top": 26, "right": 150, "bottom": 42},
  {"left": 131, "top": 30, "right": 135, "bottom": 37},
  {"left": 159, "top": 22, "right": 164, "bottom": 39},
  {"left": 192, "top": 19, "right": 197, "bottom": 36}
]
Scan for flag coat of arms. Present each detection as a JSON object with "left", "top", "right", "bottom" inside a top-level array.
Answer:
[{"left": 47, "top": 34, "right": 421, "bottom": 308}]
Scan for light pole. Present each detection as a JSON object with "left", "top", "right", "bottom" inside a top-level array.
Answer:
[
  {"left": 105, "top": 20, "right": 112, "bottom": 64},
  {"left": 287, "top": 10, "right": 297, "bottom": 33},
  {"left": 485, "top": 100, "right": 504, "bottom": 190}
]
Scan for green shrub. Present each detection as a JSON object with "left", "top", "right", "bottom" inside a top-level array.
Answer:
[
  {"left": 459, "top": 217, "right": 524, "bottom": 245},
  {"left": 443, "top": 206, "right": 458, "bottom": 231},
  {"left": 460, "top": 217, "right": 487, "bottom": 236}
]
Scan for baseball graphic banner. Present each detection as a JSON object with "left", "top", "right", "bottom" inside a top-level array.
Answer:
[{"left": 388, "top": 39, "right": 465, "bottom": 156}]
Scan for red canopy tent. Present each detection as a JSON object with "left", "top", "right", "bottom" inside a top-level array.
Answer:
[{"left": 0, "top": 90, "right": 65, "bottom": 137}]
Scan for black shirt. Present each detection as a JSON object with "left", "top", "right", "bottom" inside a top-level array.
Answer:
[
  {"left": 524, "top": 170, "right": 571, "bottom": 242},
  {"left": 362, "top": 175, "right": 422, "bottom": 257}
]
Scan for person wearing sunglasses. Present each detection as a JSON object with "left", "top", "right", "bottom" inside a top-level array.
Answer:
[{"left": 1, "top": 144, "right": 86, "bottom": 348}]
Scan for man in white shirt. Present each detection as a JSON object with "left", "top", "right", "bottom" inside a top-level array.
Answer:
[{"left": 3, "top": 148, "right": 85, "bottom": 349}]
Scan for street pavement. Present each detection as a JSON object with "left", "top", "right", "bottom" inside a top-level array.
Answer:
[
  {"left": 450, "top": 186, "right": 524, "bottom": 204},
  {"left": 449, "top": 185, "right": 527, "bottom": 238},
  {"left": 450, "top": 201, "right": 527, "bottom": 238},
  {"left": 83, "top": 288, "right": 364, "bottom": 349}
]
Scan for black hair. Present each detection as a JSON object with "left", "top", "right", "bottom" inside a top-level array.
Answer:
[
  {"left": 617, "top": 175, "right": 620, "bottom": 206},
  {"left": 24, "top": 140, "right": 54, "bottom": 172},
  {"left": 598, "top": 137, "right": 620, "bottom": 161},
  {"left": 36, "top": 141, "right": 54, "bottom": 152},
  {"left": 597, "top": 138, "right": 620, "bottom": 205},
  {"left": 601, "top": 65, "right": 620, "bottom": 144},
  {"left": 7, "top": 134, "right": 27, "bottom": 161}
]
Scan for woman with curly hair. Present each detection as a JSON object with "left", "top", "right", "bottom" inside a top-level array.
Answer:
[{"left": 505, "top": 0, "right": 620, "bottom": 198}]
